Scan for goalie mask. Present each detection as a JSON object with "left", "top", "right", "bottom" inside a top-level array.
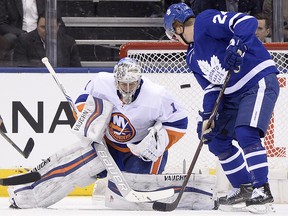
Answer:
[
  {"left": 114, "top": 57, "right": 142, "bottom": 104},
  {"left": 164, "top": 3, "right": 194, "bottom": 41}
]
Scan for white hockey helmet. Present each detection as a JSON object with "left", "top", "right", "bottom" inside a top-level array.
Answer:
[{"left": 114, "top": 57, "right": 142, "bottom": 104}]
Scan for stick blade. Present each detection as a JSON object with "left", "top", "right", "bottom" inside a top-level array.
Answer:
[
  {"left": 23, "top": 138, "right": 34, "bottom": 158},
  {"left": 153, "top": 200, "right": 177, "bottom": 212},
  {"left": 0, "top": 172, "right": 41, "bottom": 186},
  {"left": 125, "top": 188, "right": 174, "bottom": 203}
]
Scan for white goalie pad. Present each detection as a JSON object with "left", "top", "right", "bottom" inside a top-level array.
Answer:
[
  {"left": 72, "top": 95, "right": 113, "bottom": 145},
  {"left": 8, "top": 141, "right": 105, "bottom": 208},
  {"left": 93, "top": 172, "right": 218, "bottom": 210}
]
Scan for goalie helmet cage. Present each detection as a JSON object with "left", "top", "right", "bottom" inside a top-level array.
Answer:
[{"left": 119, "top": 41, "right": 288, "bottom": 202}]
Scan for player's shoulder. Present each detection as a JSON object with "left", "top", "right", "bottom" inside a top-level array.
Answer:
[
  {"left": 196, "top": 9, "right": 246, "bottom": 21},
  {"left": 90, "top": 72, "right": 114, "bottom": 85},
  {"left": 142, "top": 76, "right": 166, "bottom": 92},
  {"left": 94, "top": 72, "right": 114, "bottom": 80},
  {"left": 196, "top": 9, "right": 219, "bottom": 19},
  {"left": 141, "top": 76, "right": 170, "bottom": 100},
  {"left": 194, "top": 9, "right": 220, "bottom": 29},
  {"left": 88, "top": 72, "right": 117, "bottom": 98}
]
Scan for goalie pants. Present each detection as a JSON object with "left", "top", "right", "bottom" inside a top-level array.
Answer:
[
  {"left": 206, "top": 73, "right": 279, "bottom": 188},
  {"left": 106, "top": 139, "right": 168, "bottom": 174}
]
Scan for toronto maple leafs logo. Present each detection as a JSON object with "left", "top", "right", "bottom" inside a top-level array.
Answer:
[{"left": 197, "top": 55, "right": 228, "bottom": 84}]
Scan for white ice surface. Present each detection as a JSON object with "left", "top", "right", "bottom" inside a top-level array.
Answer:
[{"left": 0, "top": 196, "right": 287, "bottom": 216}]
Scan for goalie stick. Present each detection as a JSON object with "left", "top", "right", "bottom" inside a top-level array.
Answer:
[
  {"left": 0, "top": 117, "right": 34, "bottom": 159},
  {"left": 41, "top": 57, "right": 79, "bottom": 115},
  {"left": 94, "top": 141, "right": 174, "bottom": 202},
  {"left": 0, "top": 172, "right": 41, "bottom": 186},
  {"left": 41, "top": 57, "right": 175, "bottom": 202},
  {"left": 153, "top": 70, "right": 233, "bottom": 211}
]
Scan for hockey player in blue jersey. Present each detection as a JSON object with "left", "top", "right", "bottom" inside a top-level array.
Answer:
[{"left": 164, "top": 2, "right": 279, "bottom": 213}]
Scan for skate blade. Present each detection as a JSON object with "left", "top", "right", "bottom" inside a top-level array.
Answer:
[
  {"left": 219, "top": 202, "right": 248, "bottom": 212},
  {"left": 247, "top": 203, "right": 275, "bottom": 214}
]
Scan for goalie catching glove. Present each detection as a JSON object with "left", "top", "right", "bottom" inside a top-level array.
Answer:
[{"left": 127, "top": 121, "right": 169, "bottom": 162}]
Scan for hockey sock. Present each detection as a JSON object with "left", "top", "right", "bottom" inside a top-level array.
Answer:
[
  {"left": 243, "top": 142, "right": 268, "bottom": 188},
  {"left": 218, "top": 145, "right": 252, "bottom": 188},
  {"left": 236, "top": 126, "right": 268, "bottom": 188}
]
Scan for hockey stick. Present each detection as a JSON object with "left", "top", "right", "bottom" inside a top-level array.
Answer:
[
  {"left": 0, "top": 117, "right": 34, "bottom": 159},
  {"left": 0, "top": 172, "right": 41, "bottom": 186},
  {"left": 41, "top": 57, "right": 174, "bottom": 202},
  {"left": 94, "top": 141, "right": 174, "bottom": 202},
  {"left": 41, "top": 57, "right": 79, "bottom": 115},
  {"left": 153, "top": 70, "right": 233, "bottom": 211}
]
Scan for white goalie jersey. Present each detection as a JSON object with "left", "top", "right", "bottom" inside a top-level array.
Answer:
[{"left": 75, "top": 72, "right": 188, "bottom": 149}]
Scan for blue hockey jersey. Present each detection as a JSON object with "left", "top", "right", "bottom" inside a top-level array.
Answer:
[{"left": 186, "top": 9, "right": 279, "bottom": 113}]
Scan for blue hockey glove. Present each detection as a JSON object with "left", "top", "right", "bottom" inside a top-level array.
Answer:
[
  {"left": 224, "top": 36, "right": 247, "bottom": 71},
  {"left": 202, "top": 129, "right": 217, "bottom": 145},
  {"left": 197, "top": 111, "right": 214, "bottom": 144},
  {"left": 197, "top": 121, "right": 202, "bottom": 140}
]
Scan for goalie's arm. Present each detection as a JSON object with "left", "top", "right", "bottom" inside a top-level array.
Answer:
[
  {"left": 158, "top": 89, "right": 188, "bottom": 150},
  {"left": 164, "top": 117, "right": 188, "bottom": 150}
]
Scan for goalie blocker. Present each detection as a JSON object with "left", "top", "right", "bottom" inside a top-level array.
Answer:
[{"left": 93, "top": 172, "right": 218, "bottom": 210}]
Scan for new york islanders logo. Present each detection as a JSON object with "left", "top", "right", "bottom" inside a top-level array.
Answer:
[{"left": 108, "top": 113, "right": 135, "bottom": 142}]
